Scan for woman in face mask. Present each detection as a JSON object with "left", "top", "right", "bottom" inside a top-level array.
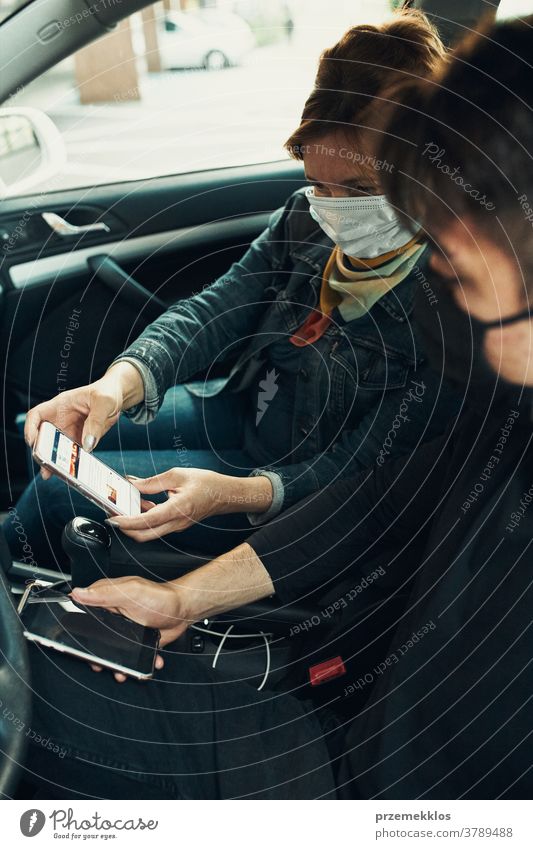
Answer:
[{"left": 8, "top": 11, "right": 458, "bottom": 572}]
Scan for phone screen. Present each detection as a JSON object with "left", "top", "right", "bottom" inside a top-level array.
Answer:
[
  {"left": 21, "top": 593, "right": 159, "bottom": 679},
  {"left": 36, "top": 423, "right": 141, "bottom": 516}
]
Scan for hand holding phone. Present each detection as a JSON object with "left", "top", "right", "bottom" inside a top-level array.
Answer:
[
  {"left": 18, "top": 580, "right": 160, "bottom": 680},
  {"left": 33, "top": 421, "right": 141, "bottom": 517},
  {"left": 24, "top": 362, "right": 145, "bottom": 459},
  {"left": 69, "top": 574, "right": 187, "bottom": 682}
]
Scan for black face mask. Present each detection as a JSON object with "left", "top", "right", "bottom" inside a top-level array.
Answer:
[{"left": 413, "top": 280, "right": 532, "bottom": 400}]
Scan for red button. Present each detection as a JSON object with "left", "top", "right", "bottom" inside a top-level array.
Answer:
[{"left": 309, "top": 656, "right": 346, "bottom": 687}]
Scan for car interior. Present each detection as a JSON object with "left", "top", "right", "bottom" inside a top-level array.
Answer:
[{"left": 0, "top": 0, "right": 514, "bottom": 799}]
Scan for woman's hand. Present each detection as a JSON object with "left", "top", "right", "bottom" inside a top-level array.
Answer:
[
  {"left": 25, "top": 362, "right": 144, "bottom": 478},
  {"left": 71, "top": 575, "right": 189, "bottom": 682},
  {"left": 109, "top": 468, "right": 273, "bottom": 542}
]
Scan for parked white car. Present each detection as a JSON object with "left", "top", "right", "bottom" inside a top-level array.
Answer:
[{"left": 157, "top": 11, "right": 255, "bottom": 71}]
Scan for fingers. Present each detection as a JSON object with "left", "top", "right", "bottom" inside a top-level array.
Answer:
[
  {"left": 81, "top": 391, "right": 119, "bottom": 452},
  {"left": 117, "top": 478, "right": 156, "bottom": 513},
  {"left": 106, "top": 502, "right": 177, "bottom": 532},
  {"left": 130, "top": 469, "right": 184, "bottom": 495},
  {"left": 71, "top": 578, "right": 134, "bottom": 610},
  {"left": 89, "top": 662, "right": 135, "bottom": 683},
  {"left": 159, "top": 624, "right": 188, "bottom": 648},
  {"left": 91, "top": 665, "right": 158, "bottom": 682},
  {"left": 115, "top": 519, "right": 189, "bottom": 542},
  {"left": 140, "top": 499, "right": 156, "bottom": 511},
  {"left": 155, "top": 654, "right": 165, "bottom": 670},
  {"left": 25, "top": 403, "right": 48, "bottom": 447},
  {"left": 25, "top": 396, "right": 80, "bottom": 447}
]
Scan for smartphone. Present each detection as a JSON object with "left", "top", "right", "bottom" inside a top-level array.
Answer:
[
  {"left": 33, "top": 421, "right": 141, "bottom": 517},
  {"left": 18, "top": 580, "right": 160, "bottom": 680}
]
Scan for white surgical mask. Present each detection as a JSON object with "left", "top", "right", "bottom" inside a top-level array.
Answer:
[{"left": 305, "top": 186, "right": 417, "bottom": 258}]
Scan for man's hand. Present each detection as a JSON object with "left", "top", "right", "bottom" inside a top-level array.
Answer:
[
  {"left": 25, "top": 362, "right": 144, "bottom": 478},
  {"left": 71, "top": 575, "right": 189, "bottom": 682},
  {"left": 110, "top": 468, "right": 273, "bottom": 542},
  {"left": 71, "top": 542, "right": 274, "bottom": 682}
]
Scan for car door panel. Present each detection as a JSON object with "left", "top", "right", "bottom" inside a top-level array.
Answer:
[
  {"left": 6, "top": 211, "right": 271, "bottom": 301},
  {"left": 0, "top": 159, "right": 305, "bottom": 504},
  {"left": 1, "top": 161, "right": 301, "bottom": 265}
]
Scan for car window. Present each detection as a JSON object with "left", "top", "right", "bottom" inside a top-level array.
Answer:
[
  {"left": 0, "top": 0, "right": 32, "bottom": 25},
  {"left": 497, "top": 0, "right": 533, "bottom": 17},
  {"left": 4, "top": 0, "right": 393, "bottom": 194}
]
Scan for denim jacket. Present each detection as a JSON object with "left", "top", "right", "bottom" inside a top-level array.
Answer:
[{"left": 116, "top": 189, "right": 458, "bottom": 521}]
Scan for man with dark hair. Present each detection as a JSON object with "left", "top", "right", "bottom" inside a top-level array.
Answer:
[{"left": 20, "top": 15, "right": 533, "bottom": 799}]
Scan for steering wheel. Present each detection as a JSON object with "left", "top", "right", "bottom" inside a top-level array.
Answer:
[{"left": 0, "top": 565, "right": 31, "bottom": 798}]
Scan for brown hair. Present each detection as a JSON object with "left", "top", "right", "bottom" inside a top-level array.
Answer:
[
  {"left": 285, "top": 10, "right": 446, "bottom": 159},
  {"left": 379, "top": 15, "right": 533, "bottom": 276}
]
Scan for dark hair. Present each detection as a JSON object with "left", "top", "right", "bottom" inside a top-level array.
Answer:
[
  {"left": 285, "top": 10, "right": 445, "bottom": 158},
  {"left": 379, "top": 15, "right": 533, "bottom": 274}
]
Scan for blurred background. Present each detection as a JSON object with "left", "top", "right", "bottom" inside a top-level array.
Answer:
[{"left": 0, "top": 0, "right": 531, "bottom": 191}]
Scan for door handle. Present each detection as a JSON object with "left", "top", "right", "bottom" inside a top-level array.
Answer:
[{"left": 42, "top": 212, "right": 110, "bottom": 237}]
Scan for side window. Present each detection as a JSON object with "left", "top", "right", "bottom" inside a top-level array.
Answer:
[
  {"left": 497, "top": 0, "right": 533, "bottom": 17},
  {"left": 5, "top": 1, "right": 394, "bottom": 193}
]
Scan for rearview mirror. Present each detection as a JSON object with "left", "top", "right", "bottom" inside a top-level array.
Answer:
[{"left": 0, "top": 107, "right": 66, "bottom": 198}]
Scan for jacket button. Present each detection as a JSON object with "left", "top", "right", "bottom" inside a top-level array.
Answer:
[
  {"left": 299, "top": 368, "right": 309, "bottom": 381},
  {"left": 299, "top": 425, "right": 309, "bottom": 436}
]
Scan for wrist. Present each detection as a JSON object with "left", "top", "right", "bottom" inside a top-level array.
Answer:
[
  {"left": 170, "top": 543, "right": 274, "bottom": 623},
  {"left": 166, "top": 579, "right": 198, "bottom": 627},
  {"left": 106, "top": 361, "right": 145, "bottom": 408},
  {"left": 213, "top": 473, "right": 273, "bottom": 515},
  {"left": 170, "top": 573, "right": 206, "bottom": 624}
]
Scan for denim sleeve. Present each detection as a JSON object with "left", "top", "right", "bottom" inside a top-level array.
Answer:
[
  {"left": 113, "top": 204, "right": 287, "bottom": 421},
  {"left": 247, "top": 366, "right": 459, "bottom": 522},
  {"left": 111, "top": 357, "right": 159, "bottom": 424}
]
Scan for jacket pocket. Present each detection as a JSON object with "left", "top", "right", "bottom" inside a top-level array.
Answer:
[
  {"left": 329, "top": 346, "right": 411, "bottom": 424},
  {"left": 332, "top": 348, "right": 411, "bottom": 391}
]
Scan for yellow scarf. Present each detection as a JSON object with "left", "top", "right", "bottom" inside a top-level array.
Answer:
[
  {"left": 320, "top": 239, "right": 426, "bottom": 320},
  {"left": 290, "top": 237, "right": 426, "bottom": 347}
]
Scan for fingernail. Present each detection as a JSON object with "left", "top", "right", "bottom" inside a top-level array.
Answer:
[
  {"left": 73, "top": 586, "right": 91, "bottom": 594},
  {"left": 126, "top": 475, "right": 140, "bottom": 481},
  {"left": 83, "top": 434, "right": 96, "bottom": 452},
  {"left": 105, "top": 518, "right": 119, "bottom": 526}
]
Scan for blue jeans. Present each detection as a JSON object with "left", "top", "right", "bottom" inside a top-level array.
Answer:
[{"left": 4, "top": 385, "right": 258, "bottom": 571}]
